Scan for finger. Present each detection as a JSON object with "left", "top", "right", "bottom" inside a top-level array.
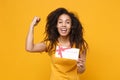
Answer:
[
  {"left": 77, "top": 58, "right": 84, "bottom": 62},
  {"left": 36, "top": 17, "right": 40, "bottom": 22},
  {"left": 77, "top": 63, "right": 84, "bottom": 67},
  {"left": 33, "top": 17, "right": 40, "bottom": 25}
]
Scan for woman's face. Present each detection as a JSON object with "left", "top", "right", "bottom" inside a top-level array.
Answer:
[{"left": 57, "top": 14, "right": 72, "bottom": 37}]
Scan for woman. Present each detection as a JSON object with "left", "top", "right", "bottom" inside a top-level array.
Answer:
[{"left": 26, "top": 7, "right": 88, "bottom": 80}]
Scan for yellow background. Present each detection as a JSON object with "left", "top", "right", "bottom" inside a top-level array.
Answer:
[{"left": 0, "top": 0, "right": 120, "bottom": 80}]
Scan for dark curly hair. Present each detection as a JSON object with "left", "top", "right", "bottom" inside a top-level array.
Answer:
[{"left": 44, "top": 7, "right": 88, "bottom": 54}]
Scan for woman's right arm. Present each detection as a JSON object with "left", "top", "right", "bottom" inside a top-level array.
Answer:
[{"left": 25, "top": 16, "right": 47, "bottom": 52}]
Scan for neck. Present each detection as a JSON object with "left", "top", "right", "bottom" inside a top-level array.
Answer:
[
  {"left": 58, "top": 36, "right": 70, "bottom": 47},
  {"left": 59, "top": 36, "right": 69, "bottom": 42}
]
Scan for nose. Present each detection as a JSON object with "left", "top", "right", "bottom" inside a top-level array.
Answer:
[{"left": 62, "top": 22, "right": 66, "bottom": 27}]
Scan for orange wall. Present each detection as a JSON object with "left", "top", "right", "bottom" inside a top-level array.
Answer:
[{"left": 0, "top": 0, "right": 120, "bottom": 80}]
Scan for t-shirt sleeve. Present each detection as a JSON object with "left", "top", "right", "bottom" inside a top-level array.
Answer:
[{"left": 43, "top": 40, "right": 50, "bottom": 52}]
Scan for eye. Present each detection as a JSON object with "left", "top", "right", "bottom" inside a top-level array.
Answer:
[
  {"left": 58, "top": 21, "right": 62, "bottom": 24},
  {"left": 66, "top": 22, "right": 70, "bottom": 24}
]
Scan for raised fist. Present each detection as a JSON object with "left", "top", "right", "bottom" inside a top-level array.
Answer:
[{"left": 31, "top": 16, "right": 40, "bottom": 26}]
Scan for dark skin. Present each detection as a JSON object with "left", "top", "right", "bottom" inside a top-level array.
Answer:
[{"left": 26, "top": 15, "right": 86, "bottom": 73}]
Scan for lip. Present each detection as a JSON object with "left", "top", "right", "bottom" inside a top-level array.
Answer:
[
  {"left": 61, "top": 28, "right": 67, "bottom": 31},
  {"left": 60, "top": 28, "right": 67, "bottom": 33}
]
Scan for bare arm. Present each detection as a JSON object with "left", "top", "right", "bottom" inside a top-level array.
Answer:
[
  {"left": 25, "top": 16, "right": 47, "bottom": 52},
  {"left": 77, "top": 52, "right": 86, "bottom": 73}
]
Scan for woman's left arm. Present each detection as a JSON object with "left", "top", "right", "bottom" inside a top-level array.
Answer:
[{"left": 77, "top": 53, "right": 86, "bottom": 73}]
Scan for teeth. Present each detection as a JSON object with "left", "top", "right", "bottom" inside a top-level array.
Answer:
[
  {"left": 61, "top": 29, "right": 67, "bottom": 31},
  {"left": 61, "top": 29, "right": 67, "bottom": 33}
]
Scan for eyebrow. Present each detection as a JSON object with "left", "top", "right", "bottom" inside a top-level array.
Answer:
[{"left": 58, "top": 19, "right": 71, "bottom": 21}]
